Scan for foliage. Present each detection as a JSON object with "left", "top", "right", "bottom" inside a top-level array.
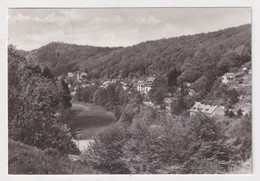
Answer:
[
  {"left": 8, "top": 139, "right": 95, "bottom": 174},
  {"left": 8, "top": 47, "right": 79, "bottom": 154},
  {"left": 25, "top": 25, "right": 251, "bottom": 83},
  {"left": 167, "top": 68, "right": 182, "bottom": 88},
  {"left": 83, "top": 125, "right": 131, "bottom": 174},
  {"left": 170, "top": 95, "right": 186, "bottom": 115},
  {"left": 84, "top": 111, "right": 242, "bottom": 174}
]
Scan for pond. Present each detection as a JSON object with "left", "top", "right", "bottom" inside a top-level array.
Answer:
[{"left": 68, "top": 102, "right": 116, "bottom": 152}]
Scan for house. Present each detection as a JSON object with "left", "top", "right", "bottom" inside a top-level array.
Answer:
[
  {"left": 58, "top": 75, "right": 63, "bottom": 81},
  {"left": 68, "top": 154, "right": 83, "bottom": 162},
  {"left": 183, "top": 82, "right": 191, "bottom": 88},
  {"left": 81, "top": 84, "right": 87, "bottom": 88},
  {"left": 81, "top": 72, "right": 87, "bottom": 78},
  {"left": 143, "top": 101, "right": 155, "bottom": 108},
  {"left": 67, "top": 72, "right": 74, "bottom": 78},
  {"left": 222, "top": 73, "right": 235, "bottom": 84},
  {"left": 120, "top": 81, "right": 128, "bottom": 90},
  {"left": 70, "top": 91, "right": 76, "bottom": 96},
  {"left": 100, "top": 79, "right": 117, "bottom": 88},
  {"left": 189, "top": 102, "right": 225, "bottom": 117},
  {"left": 76, "top": 71, "right": 88, "bottom": 82},
  {"left": 100, "top": 80, "right": 110, "bottom": 88},
  {"left": 137, "top": 76, "right": 156, "bottom": 94},
  {"left": 137, "top": 80, "right": 145, "bottom": 92},
  {"left": 187, "top": 88, "right": 196, "bottom": 96},
  {"left": 143, "top": 101, "right": 163, "bottom": 110},
  {"left": 242, "top": 67, "right": 248, "bottom": 72},
  {"left": 163, "top": 97, "right": 175, "bottom": 110}
]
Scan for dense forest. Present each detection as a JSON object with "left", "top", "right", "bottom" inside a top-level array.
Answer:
[
  {"left": 26, "top": 43, "right": 121, "bottom": 76},
  {"left": 26, "top": 24, "right": 250, "bottom": 82}
]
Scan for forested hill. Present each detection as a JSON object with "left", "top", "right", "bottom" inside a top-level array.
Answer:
[
  {"left": 26, "top": 24, "right": 251, "bottom": 79},
  {"left": 26, "top": 42, "right": 122, "bottom": 76}
]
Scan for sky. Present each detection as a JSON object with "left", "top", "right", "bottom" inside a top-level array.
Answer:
[{"left": 8, "top": 8, "right": 251, "bottom": 51}]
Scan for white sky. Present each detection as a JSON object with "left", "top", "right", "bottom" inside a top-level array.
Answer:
[{"left": 8, "top": 8, "right": 251, "bottom": 51}]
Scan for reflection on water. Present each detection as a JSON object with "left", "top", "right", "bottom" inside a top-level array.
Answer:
[{"left": 69, "top": 102, "right": 116, "bottom": 152}]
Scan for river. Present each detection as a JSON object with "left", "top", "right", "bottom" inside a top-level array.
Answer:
[{"left": 68, "top": 102, "right": 116, "bottom": 152}]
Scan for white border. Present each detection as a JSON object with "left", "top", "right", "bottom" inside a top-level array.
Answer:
[{"left": 1, "top": 0, "right": 260, "bottom": 181}]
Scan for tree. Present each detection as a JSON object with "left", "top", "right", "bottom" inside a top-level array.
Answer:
[
  {"left": 170, "top": 95, "right": 186, "bottom": 115},
  {"left": 227, "top": 88, "right": 239, "bottom": 105},
  {"left": 8, "top": 48, "right": 79, "bottom": 155},
  {"left": 237, "top": 109, "right": 243, "bottom": 118},
  {"left": 192, "top": 76, "right": 209, "bottom": 92},
  {"left": 167, "top": 68, "right": 181, "bottom": 87},
  {"left": 59, "top": 80, "right": 72, "bottom": 109},
  {"left": 177, "top": 69, "right": 202, "bottom": 85},
  {"left": 83, "top": 125, "right": 131, "bottom": 174},
  {"left": 229, "top": 110, "right": 235, "bottom": 118},
  {"left": 224, "top": 109, "right": 230, "bottom": 117},
  {"left": 149, "top": 87, "right": 166, "bottom": 105},
  {"left": 40, "top": 65, "right": 54, "bottom": 78}
]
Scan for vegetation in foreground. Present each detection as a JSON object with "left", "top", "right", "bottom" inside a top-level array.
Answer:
[
  {"left": 8, "top": 139, "right": 95, "bottom": 174},
  {"left": 8, "top": 45, "right": 79, "bottom": 155},
  {"left": 83, "top": 99, "right": 251, "bottom": 174}
]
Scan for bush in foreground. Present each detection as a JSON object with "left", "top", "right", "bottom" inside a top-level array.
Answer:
[{"left": 8, "top": 139, "right": 95, "bottom": 174}]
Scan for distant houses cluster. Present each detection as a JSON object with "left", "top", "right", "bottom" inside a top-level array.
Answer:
[
  {"left": 61, "top": 65, "right": 251, "bottom": 118},
  {"left": 221, "top": 67, "right": 251, "bottom": 84}
]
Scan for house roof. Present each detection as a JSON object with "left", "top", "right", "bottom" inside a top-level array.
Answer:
[
  {"left": 189, "top": 102, "right": 224, "bottom": 114},
  {"left": 146, "top": 77, "right": 156, "bottom": 82},
  {"left": 67, "top": 72, "right": 74, "bottom": 77},
  {"left": 144, "top": 77, "right": 155, "bottom": 86},
  {"left": 222, "top": 72, "right": 235, "bottom": 77}
]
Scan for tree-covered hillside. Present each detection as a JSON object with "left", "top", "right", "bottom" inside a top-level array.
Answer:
[
  {"left": 26, "top": 42, "right": 121, "bottom": 76},
  {"left": 26, "top": 24, "right": 251, "bottom": 81}
]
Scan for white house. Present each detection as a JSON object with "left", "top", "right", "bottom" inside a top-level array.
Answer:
[
  {"left": 183, "top": 82, "right": 191, "bottom": 88},
  {"left": 100, "top": 80, "right": 110, "bottom": 88},
  {"left": 68, "top": 72, "right": 74, "bottom": 78},
  {"left": 120, "top": 81, "right": 128, "bottom": 90},
  {"left": 137, "top": 77, "right": 155, "bottom": 95},
  {"left": 221, "top": 73, "right": 235, "bottom": 84},
  {"left": 187, "top": 88, "right": 196, "bottom": 96},
  {"left": 100, "top": 79, "right": 117, "bottom": 88},
  {"left": 189, "top": 102, "right": 225, "bottom": 117},
  {"left": 242, "top": 67, "right": 248, "bottom": 72},
  {"left": 76, "top": 71, "right": 88, "bottom": 82},
  {"left": 163, "top": 97, "right": 175, "bottom": 110},
  {"left": 137, "top": 80, "right": 145, "bottom": 92}
]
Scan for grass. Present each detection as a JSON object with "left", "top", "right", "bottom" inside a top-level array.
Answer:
[{"left": 8, "top": 139, "right": 96, "bottom": 174}]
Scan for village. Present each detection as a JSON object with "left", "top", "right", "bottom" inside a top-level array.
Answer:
[{"left": 59, "top": 65, "right": 251, "bottom": 119}]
